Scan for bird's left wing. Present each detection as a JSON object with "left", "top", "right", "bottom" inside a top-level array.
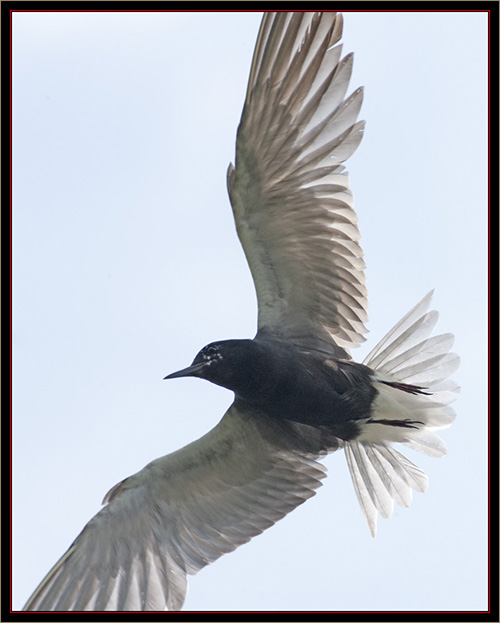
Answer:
[
  {"left": 228, "top": 12, "right": 367, "bottom": 358},
  {"left": 24, "top": 403, "right": 337, "bottom": 611}
]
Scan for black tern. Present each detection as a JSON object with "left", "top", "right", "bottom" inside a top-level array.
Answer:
[{"left": 23, "top": 11, "right": 459, "bottom": 611}]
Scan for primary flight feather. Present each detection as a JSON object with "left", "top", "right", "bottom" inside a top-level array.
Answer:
[{"left": 23, "top": 11, "right": 458, "bottom": 612}]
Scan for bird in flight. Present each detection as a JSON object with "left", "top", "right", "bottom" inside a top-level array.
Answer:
[{"left": 23, "top": 11, "right": 459, "bottom": 612}]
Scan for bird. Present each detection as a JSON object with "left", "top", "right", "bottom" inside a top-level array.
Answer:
[{"left": 23, "top": 11, "right": 459, "bottom": 612}]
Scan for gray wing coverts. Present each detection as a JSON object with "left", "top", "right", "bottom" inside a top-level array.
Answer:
[
  {"left": 228, "top": 12, "right": 367, "bottom": 357},
  {"left": 24, "top": 406, "right": 338, "bottom": 611}
]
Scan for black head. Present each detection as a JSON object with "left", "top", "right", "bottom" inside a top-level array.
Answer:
[{"left": 164, "top": 339, "right": 263, "bottom": 396}]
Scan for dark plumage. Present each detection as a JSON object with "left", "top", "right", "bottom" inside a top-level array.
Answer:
[
  {"left": 166, "top": 338, "right": 377, "bottom": 438},
  {"left": 23, "top": 11, "right": 459, "bottom": 612}
]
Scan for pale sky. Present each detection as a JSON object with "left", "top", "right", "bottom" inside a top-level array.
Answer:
[{"left": 13, "top": 10, "right": 488, "bottom": 611}]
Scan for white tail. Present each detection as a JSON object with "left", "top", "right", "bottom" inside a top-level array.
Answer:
[{"left": 345, "top": 291, "right": 460, "bottom": 536}]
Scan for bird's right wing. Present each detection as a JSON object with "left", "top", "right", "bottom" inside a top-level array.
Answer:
[
  {"left": 228, "top": 12, "right": 367, "bottom": 358},
  {"left": 24, "top": 404, "right": 338, "bottom": 611}
]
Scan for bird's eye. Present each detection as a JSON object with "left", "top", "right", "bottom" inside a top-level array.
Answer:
[{"left": 204, "top": 345, "right": 220, "bottom": 359}]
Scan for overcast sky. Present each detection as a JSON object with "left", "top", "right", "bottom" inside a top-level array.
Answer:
[{"left": 13, "top": 10, "right": 488, "bottom": 612}]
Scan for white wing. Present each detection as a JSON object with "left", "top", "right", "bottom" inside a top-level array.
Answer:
[
  {"left": 228, "top": 11, "right": 367, "bottom": 358},
  {"left": 24, "top": 404, "right": 339, "bottom": 611}
]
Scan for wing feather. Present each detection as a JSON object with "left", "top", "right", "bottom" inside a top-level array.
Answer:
[
  {"left": 228, "top": 11, "right": 367, "bottom": 357},
  {"left": 24, "top": 404, "right": 337, "bottom": 611}
]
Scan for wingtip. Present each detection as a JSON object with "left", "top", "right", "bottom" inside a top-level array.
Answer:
[{"left": 329, "top": 12, "right": 344, "bottom": 48}]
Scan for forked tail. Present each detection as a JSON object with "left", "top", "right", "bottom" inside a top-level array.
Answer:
[{"left": 345, "top": 291, "right": 460, "bottom": 536}]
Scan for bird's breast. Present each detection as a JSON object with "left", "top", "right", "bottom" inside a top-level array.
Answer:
[{"left": 235, "top": 347, "right": 377, "bottom": 441}]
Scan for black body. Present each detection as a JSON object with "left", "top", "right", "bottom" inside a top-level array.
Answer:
[{"left": 166, "top": 337, "right": 378, "bottom": 441}]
